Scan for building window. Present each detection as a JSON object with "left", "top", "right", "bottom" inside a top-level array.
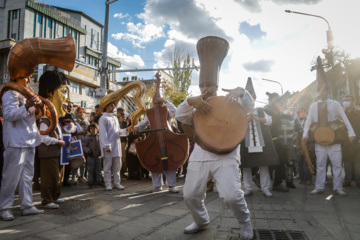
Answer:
[
  {"left": 70, "top": 82, "right": 81, "bottom": 94},
  {"left": 86, "top": 56, "right": 90, "bottom": 64},
  {"left": 90, "top": 29, "right": 93, "bottom": 48},
  {"left": 48, "top": 19, "right": 52, "bottom": 28},
  {"left": 11, "top": 33, "right": 16, "bottom": 39},
  {"left": 13, "top": 11, "right": 17, "bottom": 19},
  {"left": 85, "top": 86, "right": 96, "bottom": 98},
  {"left": 38, "top": 15, "right": 42, "bottom": 23},
  {"left": 97, "top": 32, "right": 99, "bottom": 51}
]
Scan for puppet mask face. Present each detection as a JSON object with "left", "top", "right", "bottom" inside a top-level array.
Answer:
[{"left": 49, "top": 84, "right": 69, "bottom": 118}]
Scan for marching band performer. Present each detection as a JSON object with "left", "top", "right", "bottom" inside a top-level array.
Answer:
[
  {"left": 240, "top": 78, "right": 279, "bottom": 197},
  {"left": 176, "top": 36, "right": 254, "bottom": 240}
]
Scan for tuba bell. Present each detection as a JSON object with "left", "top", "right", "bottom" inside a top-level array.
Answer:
[{"left": 0, "top": 34, "right": 76, "bottom": 135}]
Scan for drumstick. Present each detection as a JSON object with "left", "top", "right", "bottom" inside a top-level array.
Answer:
[{"left": 301, "top": 139, "right": 314, "bottom": 175}]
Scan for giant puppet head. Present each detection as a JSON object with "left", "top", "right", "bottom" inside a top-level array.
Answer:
[{"left": 38, "top": 71, "right": 70, "bottom": 118}]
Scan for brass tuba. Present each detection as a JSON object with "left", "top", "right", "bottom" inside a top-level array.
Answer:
[{"left": 0, "top": 34, "right": 76, "bottom": 135}]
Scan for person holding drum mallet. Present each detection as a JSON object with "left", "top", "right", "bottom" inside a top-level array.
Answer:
[{"left": 176, "top": 36, "right": 254, "bottom": 240}]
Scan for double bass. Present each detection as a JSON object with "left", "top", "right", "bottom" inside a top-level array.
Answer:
[{"left": 135, "top": 73, "right": 189, "bottom": 172}]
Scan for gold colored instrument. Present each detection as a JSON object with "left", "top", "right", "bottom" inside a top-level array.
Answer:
[
  {"left": 0, "top": 34, "right": 76, "bottom": 135},
  {"left": 99, "top": 81, "right": 147, "bottom": 129}
]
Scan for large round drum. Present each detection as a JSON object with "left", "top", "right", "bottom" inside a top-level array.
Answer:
[{"left": 193, "top": 96, "right": 248, "bottom": 154}]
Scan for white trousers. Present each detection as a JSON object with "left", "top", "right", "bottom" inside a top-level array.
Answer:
[
  {"left": 183, "top": 159, "right": 251, "bottom": 226},
  {"left": 0, "top": 147, "right": 35, "bottom": 210},
  {"left": 315, "top": 143, "right": 343, "bottom": 190},
  {"left": 103, "top": 156, "right": 121, "bottom": 186},
  {"left": 151, "top": 170, "right": 177, "bottom": 188},
  {"left": 243, "top": 166, "right": 271, "bottom": 192}
]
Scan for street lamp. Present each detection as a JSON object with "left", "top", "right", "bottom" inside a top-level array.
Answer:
[
  {"left": 261, "top": 78, "right": 283, "bottom": 95},
  {"left": 285, "top": 10, "right": 334, "bottom": 51},
  {"left": 97, "top": 0, "right": 119, "bottom": 97}
]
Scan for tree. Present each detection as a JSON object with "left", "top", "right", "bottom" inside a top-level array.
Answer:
[{"left": 144, "top": 44, "right": 195, "bottom": 107}]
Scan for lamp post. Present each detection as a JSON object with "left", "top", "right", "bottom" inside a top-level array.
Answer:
[
  {"left": 97, "top": 0, "right": 119, "bottom": 97},
  {"left": 285, "top": 10, "right": 333, "bottom": 51},
  {"left": 261, "top": 78, "right": 283, "bottom": 95}
]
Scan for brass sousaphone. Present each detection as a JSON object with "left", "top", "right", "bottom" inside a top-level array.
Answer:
[
  {"left": 191, "top": 36, "right": 248, "bottom": 154},
  {"left": 0, "top": 34, "right": 76, "bottom": 135}
]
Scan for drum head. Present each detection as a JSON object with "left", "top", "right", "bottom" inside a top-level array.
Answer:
[
  {"left": 194, "top": 96, "right": 248, "bottom": 154},
  {"left": 314, "top": 126, "right": 335, "bottom": 145}
]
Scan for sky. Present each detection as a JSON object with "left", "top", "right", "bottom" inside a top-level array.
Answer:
[{"left": 39, "top": 0, "right": 360, "bottom": 106}]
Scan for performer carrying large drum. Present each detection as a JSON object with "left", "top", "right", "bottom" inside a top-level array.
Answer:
[{"left": 176, "top": 36, "right": 254, "bottom": 240}]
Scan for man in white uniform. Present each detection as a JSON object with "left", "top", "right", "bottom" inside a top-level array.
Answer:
[
  {"left": 99, "top": 102, "right": 128, "bottom": 191},
  {"left": 0, "top": 77, "right": 44, "bottom": 220},
  {"left": 134, "top": 97, "right": 180, "bottom": 193},
  {"left": 302, "top": 57, "right": 355, "bottom": 196},
  {"left": 176, "top": 36, "right": 254, "bottom": 240}
]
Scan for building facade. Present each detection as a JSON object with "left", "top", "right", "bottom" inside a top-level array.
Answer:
[{"left": 0, "top": 0, "right": 121, "bottom": 112}]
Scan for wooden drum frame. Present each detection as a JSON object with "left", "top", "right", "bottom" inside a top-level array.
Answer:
[{"left": 193, "top": 96, "right": 248, "bottom": 154}]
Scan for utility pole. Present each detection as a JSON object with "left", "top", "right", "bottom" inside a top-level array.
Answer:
[{"left": 96, "top": 0, "right": 118, "bottom": 97}]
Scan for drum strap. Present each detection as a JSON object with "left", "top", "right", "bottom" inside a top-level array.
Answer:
[{"left": 318, "top": 102, "right": 328, "bottom": 127}]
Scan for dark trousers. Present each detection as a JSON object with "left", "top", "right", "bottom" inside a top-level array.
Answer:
[{"left": 40, "top": 157, "right": 64, "bottom": 205}]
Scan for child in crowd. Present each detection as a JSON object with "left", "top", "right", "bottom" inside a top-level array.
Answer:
[{"left": 82, "top": 123, "right": 102, "bottom": 188}]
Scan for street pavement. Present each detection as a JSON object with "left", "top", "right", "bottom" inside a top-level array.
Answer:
[{"left": 0, "top": 172, "right": 359, "bottom": 240}]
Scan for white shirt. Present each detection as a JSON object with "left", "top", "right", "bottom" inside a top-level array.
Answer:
[
  {"left": 39, "top": 121, "right": 63, "bottom": 146},
  {"left": 175, "top": 91, "right": 254, "bottom": 162},
  {"left": 99, "top": 112, "right": 128, "bottom": 158},
  {"left": 303, "top": 98, "right": 355, "bottom": 138},
  {"left": 135, "top": 101, "right": 177, "bottom": 131},
  {"left": 2, "top": 90, "right": 42, "bottom": 148}
]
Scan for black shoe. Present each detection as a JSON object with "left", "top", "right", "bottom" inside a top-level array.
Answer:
[
  {"left": 273, "top": 184, "right": 289, "bottom": 192},
  {"left": 286, "top": 182, "right": 296, "bottom": 188}
]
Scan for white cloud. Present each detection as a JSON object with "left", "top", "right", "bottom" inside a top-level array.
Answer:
[
  {"left": 114, "top": 13, "right": 130, "bottom": 19},
  {"left": 112, "top": 22, "right": 165, "bottom": 48},
  {"left": 107, "top": 42, "right": 145, "bottom": 69}
]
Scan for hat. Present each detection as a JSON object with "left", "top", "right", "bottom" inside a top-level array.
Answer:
[
  {"left": 316, "top": 56, "right": 329, "bottom": 94},
  {"left": 197, "top": 36, "right": 229, "bottom": 86},
  {"left": 245, "top": 77, "right": 256, "bottom": 100},
  {"left": 266, "top": 92, "right": 280, "bottom": 101},
  {"left": 59, "top": 113, "right": 75, "bottom": 124}
]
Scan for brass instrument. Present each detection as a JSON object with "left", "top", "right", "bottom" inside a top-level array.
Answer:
[
  {"left": 99, "top": 81, "right": 147, "bottom": 129},
  {"left": 0, "top": 34, "right": 76, "bottom": 135}
]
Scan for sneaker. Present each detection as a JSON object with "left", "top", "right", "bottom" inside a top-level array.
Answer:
[
  {"left": 106, "top": 185, "right": 112, "bottom": 191},
  {"left": 21, "top": 207, "right": 45, "bottom": 216},
  {"left": 169, "top": 187, "right": 179, "bottom": 193},
  {"left": 42, "top": 202, "right": 59, "bottom": 209},
  {"left": 342, "top": 182, "right": 351, "bottom": 187},
  {"left": 244, "top": 190, "right": 253, "bottom": 196},
  {"left": 149, "top": 187, "right": 162, "bottom": 193},
  {"left": 0, "top": 209, "right": 15, "bottom": 221},
  {"left": 114, "top": 184, "right": 125, "bottom": 190},
  {"left": 184, "top": 222, "right": 208, "bottom": 234},
  {"left": 240, "top": 222, "right": 254, "bottom": 240},
  {"left": 334, "top": 189, "right": 346, "bottom": 196},
  {"left": 310, "top": 188, "right": 324, "bottom": 195},
  {"left": 286, "top": 182, "right": 296, "bottom": 189},
  {"left": 78, "top": 176, "right": 88, "bottom": 183},
  {"left": 273, "top": 184, "right": 289, "bottom": 192},
  {"left": 54, "top": 198, "right": 65, "bottom": 204},
  {"left": 263, "top": 189, "right": 272, "bottom": 197}
]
